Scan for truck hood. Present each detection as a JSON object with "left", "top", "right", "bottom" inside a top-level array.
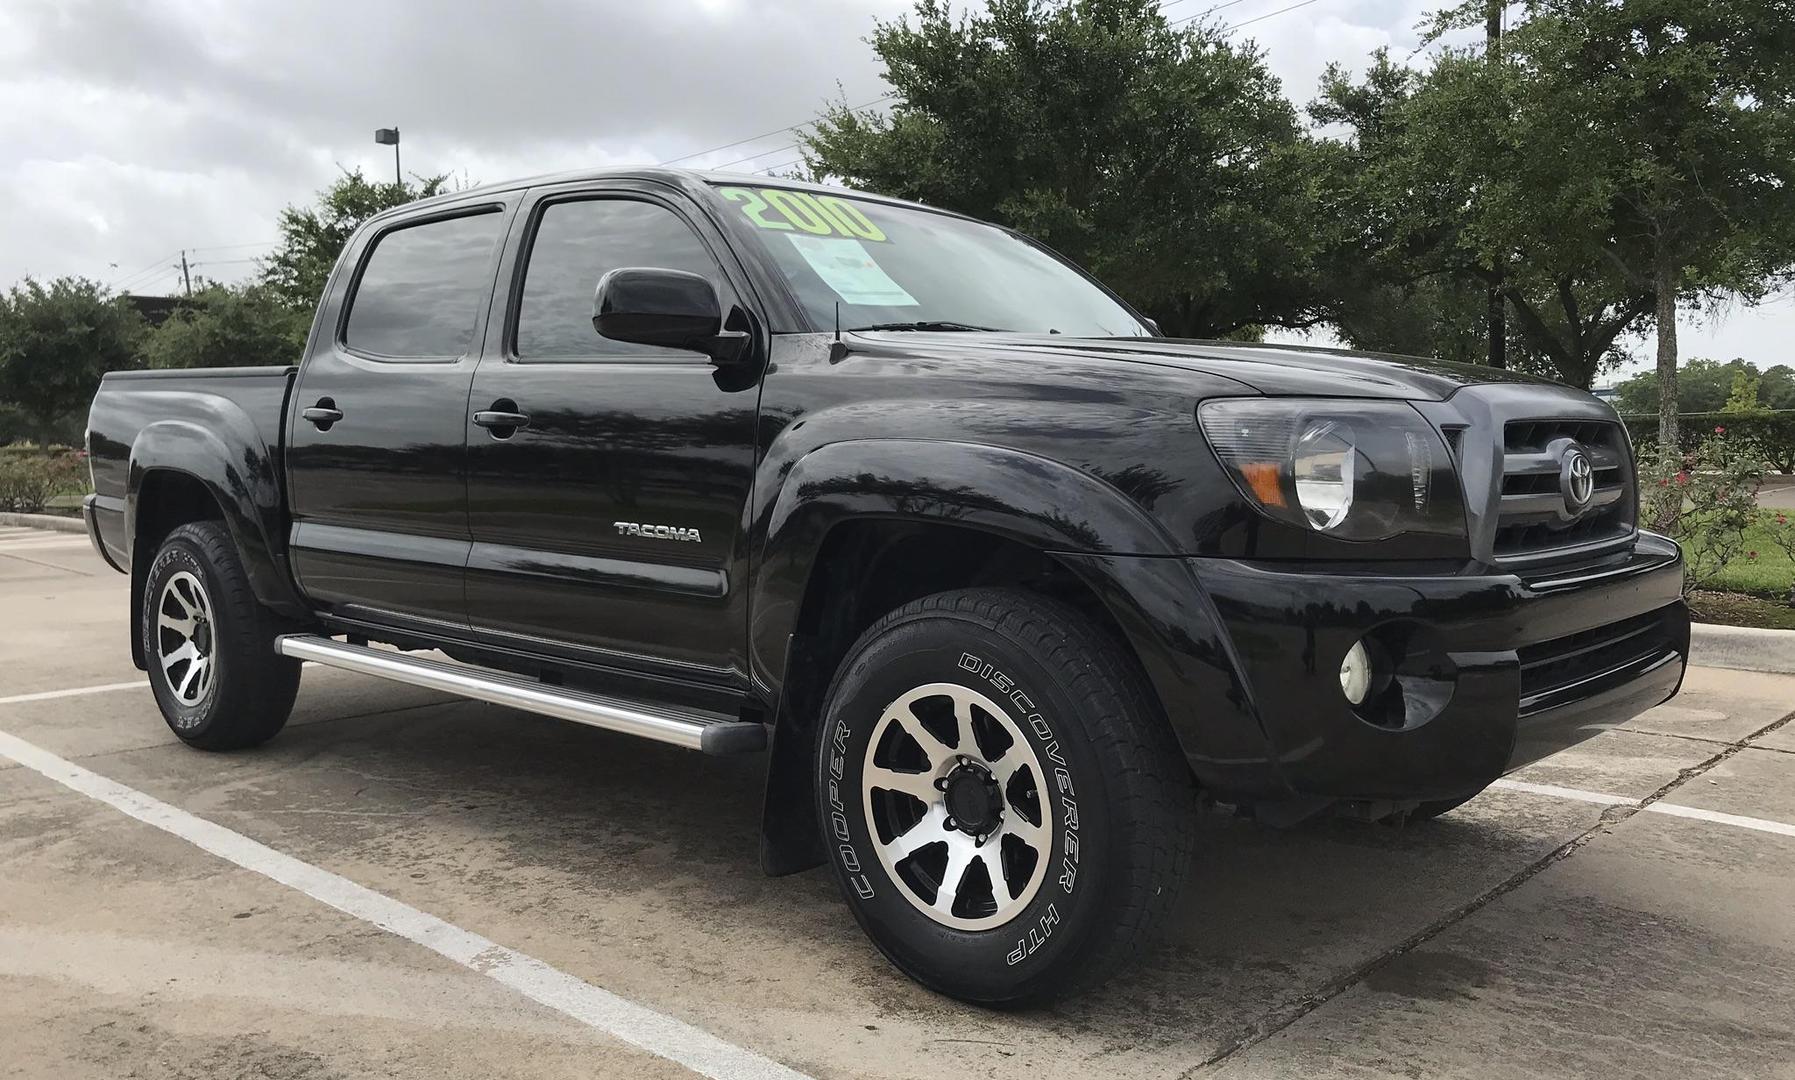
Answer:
[{"left": 849, "top": 332, "right": 1562, "bottom": 401}]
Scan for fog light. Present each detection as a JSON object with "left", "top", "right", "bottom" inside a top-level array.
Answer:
[{"left": 1340, "top": 640, "right": 1373, "bottom": 705}]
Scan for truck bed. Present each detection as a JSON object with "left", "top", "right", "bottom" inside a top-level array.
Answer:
[{"left": 86, "top": 366, "right": 297, "bottom": 571}]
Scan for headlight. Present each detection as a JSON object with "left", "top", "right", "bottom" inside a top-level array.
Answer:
[{"left": 1198, "top": 399, "right": 1466, "bottom": 541}]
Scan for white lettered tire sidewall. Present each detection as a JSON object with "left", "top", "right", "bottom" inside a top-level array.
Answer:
[
  {"left": 818, "top": 611, "right": 1119, "bottom": 1003},
  {"left": 142, "top": 539, "right": 218, "bottom": 734}
]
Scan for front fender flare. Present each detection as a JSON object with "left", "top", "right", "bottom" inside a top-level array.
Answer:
[{"left": 749, "top": 438, "right": 1176, "bottom": 691}]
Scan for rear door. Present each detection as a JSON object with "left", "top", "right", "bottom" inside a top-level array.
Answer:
[
  {"left": 461, "top": 181, "right": 761, "bottom": 688},
  {"left": 286, "top": 198, "right": 513, "bottom": 629}
]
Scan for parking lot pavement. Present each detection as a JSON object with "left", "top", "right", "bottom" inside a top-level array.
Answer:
[{"left": 3, "top": 527, "right": 1793, "bottom": 1080}]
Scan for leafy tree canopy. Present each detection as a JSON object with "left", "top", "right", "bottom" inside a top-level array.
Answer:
[
  {"left": 1616, "top": 359, "right": 1795, "bottom": 414},
  {"left": 801, "top": 0, "right": 1326, "bottom": 338},
  {"left": 0, "top": 277, "right": 143, "bottom": 444},
  {"left": 138, "top": 283, "right": 311, "bottom": 370},
  {"left": 260, "top": 168, "right": 450, "bottom": 311},
  {"left": 1430, "top": 0, "right": 1795, "bottom": 436},
  {"left": 1309, "top": 47, "right": 1652, "bottom": 388}
]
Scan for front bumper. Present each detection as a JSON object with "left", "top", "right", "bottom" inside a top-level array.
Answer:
[{"left": 1193, "top": 532, "right": 1688, "bottom": 802}]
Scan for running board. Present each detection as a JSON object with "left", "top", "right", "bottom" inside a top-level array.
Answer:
[{"left": 276, "top": 635, "right": 766, "bottom": 755}]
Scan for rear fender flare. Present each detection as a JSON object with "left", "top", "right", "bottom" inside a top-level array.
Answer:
[{"left": 127, "top": 416, "right": 303, "bottom": 622}]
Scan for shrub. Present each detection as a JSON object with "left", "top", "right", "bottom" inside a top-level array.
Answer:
[
  {"left": 1768, "top": 509, "right": 1795, "bottom": 573},
  {"left": 1621, "top": 410, "right": 1795, "bottom": 473},
  {"left": 1637, "top": 428, "right": 1766, "bottom": 593},
  {"left": 0, "top": 450, "right": 87, "bottom": 513}
]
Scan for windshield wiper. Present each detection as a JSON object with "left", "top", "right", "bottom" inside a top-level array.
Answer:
[{"left": 847, "top": 320, "right": 1006, "bottom": 333}]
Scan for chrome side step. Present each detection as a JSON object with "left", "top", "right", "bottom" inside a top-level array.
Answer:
[{"left": 276, "top": 635, "right": 766, "bottom": 755}]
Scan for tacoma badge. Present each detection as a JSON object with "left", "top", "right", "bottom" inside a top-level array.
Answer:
[{"left": 613, "top": 521, "right": 703, "bottom": 542}]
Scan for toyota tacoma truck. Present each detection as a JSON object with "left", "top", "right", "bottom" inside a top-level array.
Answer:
[{"left": 84, "top": 167, "right": 1689, "bottom": 1005}]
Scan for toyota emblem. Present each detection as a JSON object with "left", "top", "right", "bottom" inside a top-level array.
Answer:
[{"left": 1561, "top": 445, "right": 1596, "bottom": 512}]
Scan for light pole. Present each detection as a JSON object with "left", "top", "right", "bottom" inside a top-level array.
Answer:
[{"left": 374, "top": 127, "right": 401, "bottom": 186}]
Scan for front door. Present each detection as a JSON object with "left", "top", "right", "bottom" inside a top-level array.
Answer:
[
  {"left": 462, "top": 182, "right": 761, "bottom": 688},
  {"left": 287, "top": 200, "right": 513, "bottom": 630}
]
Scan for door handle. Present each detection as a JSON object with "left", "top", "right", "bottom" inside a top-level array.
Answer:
[
  {"left": 302, "top": 399, "right": 343, "bottom": 429},
  {"left": 472, "top": 400, "right": 530, "bottom": 437}
]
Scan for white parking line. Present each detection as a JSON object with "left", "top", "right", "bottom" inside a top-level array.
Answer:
[
  {"left": 0, "top": 681, "right": 146, "bottom": 706},
  {"left": 1642, "top": 801, "right": 1795, "bottom": 838},
  {"left": 0, "top": 728, "right": 813, "bottom": 1080},
  {"left": 1488, "top": 778, "right": 1635, "bottom": 806},
  {"left": 1491, "top": 777, "right": 1795, "bottom": 839},
  {"left": 0, "top": 535, "right": 90, "bottom": 548}
]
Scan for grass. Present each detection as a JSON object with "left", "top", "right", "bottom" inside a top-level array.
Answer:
[{"left": 1702, "top": 520, "right": 1795, "bottom": 600}]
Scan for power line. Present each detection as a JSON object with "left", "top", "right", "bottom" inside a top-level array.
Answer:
[
  {"left": 672, "top": 0, "right": 1325, "bottom": 179},
  {"left": 713, "top": 141, "right": 800, "bottom": 171},
  {"left": 108, "top": 240, "right": 274, "bottom": 292},
  {"left": 1216, "top": 0, "right": 1327, "bottom": 33},
  {"left": 108, "top": 251, "right": 181, "bottom": 291},
  {"left": 656, "top": 92, "right": 896, "bottom": 167},
  {"left": 752, "top": 158, "right": 807, "bottom": 177},
  {"left": 1168, "top": 0, "right": 1257, "bottom": 24},
  {"left": 188, "top": 240, "right": 276, "bottom": 253}
]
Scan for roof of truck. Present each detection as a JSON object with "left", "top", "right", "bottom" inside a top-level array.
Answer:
[{"left": 372, "top": 166, "right": 942, "bottom": 225}]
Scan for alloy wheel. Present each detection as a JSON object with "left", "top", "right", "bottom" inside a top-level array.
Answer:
[
  {"left": 861, "top": 681, "right": 1053, "bottom": 931},
  {"left": 156, "top": 570, "right": 217, "bottom": 708}
]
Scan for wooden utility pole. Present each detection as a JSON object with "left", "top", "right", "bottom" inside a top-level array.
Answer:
[
  {"left": 1485, "top": 0, "right": 1507, "bottom": 369},
  {"left": 179, "top": 250, "right": 192, "bottom": 297}
]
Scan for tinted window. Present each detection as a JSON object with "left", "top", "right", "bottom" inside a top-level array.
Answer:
[
  {"left": 517, "top": 199, "right": 721, "bottom": 360},
  {"left": 345, "top": 211, "right": 503, "bottom": 358}
]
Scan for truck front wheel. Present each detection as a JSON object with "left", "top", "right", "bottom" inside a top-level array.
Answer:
[
  {"left": 141, "top": 521, "right": 300, "bottom": 750},
  {"left": 813, "top": 588, "right": 1196, "bottom": 1004}
]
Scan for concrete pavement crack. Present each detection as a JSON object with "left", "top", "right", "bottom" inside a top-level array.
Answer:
[
  {"left": 1180, "top": 703, "right": 1795, "bottom": 1078},
  {"left": 1628, "top": 726, "right": 1795, "bottom": 756}
]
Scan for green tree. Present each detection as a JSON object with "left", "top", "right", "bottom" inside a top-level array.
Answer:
[
  {"left": 1722, "top": 368, "right": 1761, "bottom": 413},
  {"left": 260, "top": 168, "right": 450, "bottom": 310},
  {"left": 1760, "top": 364, "right": 1795, "bottom": 410},
  {"left": 137, "top": 283, "right": 311, "bottom": 370},
  {"left": 0, "top": 277, "right": 143, "bottom": 447},
  {"left": 1452, "top": 0, "right": 1795, "bottom": 444},
  {"left": 1616, "top": 358, "right": 1774, "bottom": 414},
  {"left": 800, "top": 0, "right": 1326, "bottom": 337},
  {"left": 1311, "top": 49, "right": 1653, "bottom": 388}
]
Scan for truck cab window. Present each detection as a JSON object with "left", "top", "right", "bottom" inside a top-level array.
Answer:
[
  {"left": 344, "top": 211, "right": 503, "bottom": 359},
  {"left": 517, "top": 199, "right": 721, "bottom": 360}
]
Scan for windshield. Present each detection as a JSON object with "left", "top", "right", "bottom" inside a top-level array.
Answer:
[{"left": 711, "top": 184, "right": 1149, "bottom": 337}]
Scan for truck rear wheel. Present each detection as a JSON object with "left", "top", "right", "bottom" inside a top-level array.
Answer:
[
  {"left": 141, "top": 521, "right": 301, "bottom": 750},
  {"left": 814, "top": 587, "right": 1196, "bottom": 1004}
]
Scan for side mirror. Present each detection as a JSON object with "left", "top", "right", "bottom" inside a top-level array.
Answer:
[{"left": 592, "top": 267, "right": 748, "bottom": 362}]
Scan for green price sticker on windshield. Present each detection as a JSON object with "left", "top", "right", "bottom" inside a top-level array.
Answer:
[{"left": 718, "top": 186, "right": 888, "bottom": 242}]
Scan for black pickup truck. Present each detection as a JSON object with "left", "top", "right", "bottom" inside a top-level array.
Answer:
[{"left": 85, "top": 167, "right": 1688, "bottom": 1004}]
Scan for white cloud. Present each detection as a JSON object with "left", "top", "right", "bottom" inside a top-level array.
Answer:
[{"left": 4, "top": 0, "right": 1791, "bottom": 368}]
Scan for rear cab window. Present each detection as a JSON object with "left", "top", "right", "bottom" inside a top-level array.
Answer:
[{"left": 344, "top": 210, "right": 505, "bottom": 359}]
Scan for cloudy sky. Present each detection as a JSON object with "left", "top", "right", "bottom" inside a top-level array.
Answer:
[{"left": 2, "top": 0, "right": 1786, "bottom": 379}]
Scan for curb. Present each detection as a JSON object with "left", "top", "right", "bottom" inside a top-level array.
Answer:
[
  {"left": 0, "top": 511, "right": 85, "bottom": 534},
  {"left": 1690, "top": 623, "right": 1795, "bottom": 675}
]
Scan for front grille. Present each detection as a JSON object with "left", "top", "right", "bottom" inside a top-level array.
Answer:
[
  {"left": 1517, "top": 607, "right": 1675, "bottom": 715},
  {"left": 1493, "top": 419, "right": 1634, "bottom": 562}
]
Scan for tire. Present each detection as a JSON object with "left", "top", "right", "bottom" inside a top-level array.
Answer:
[
  {"left": 141, "top": 521, "right": 301, "bottom": 751},
  {"left": 813, "top": 587, "right": 1197, "bottom": 1005}
]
